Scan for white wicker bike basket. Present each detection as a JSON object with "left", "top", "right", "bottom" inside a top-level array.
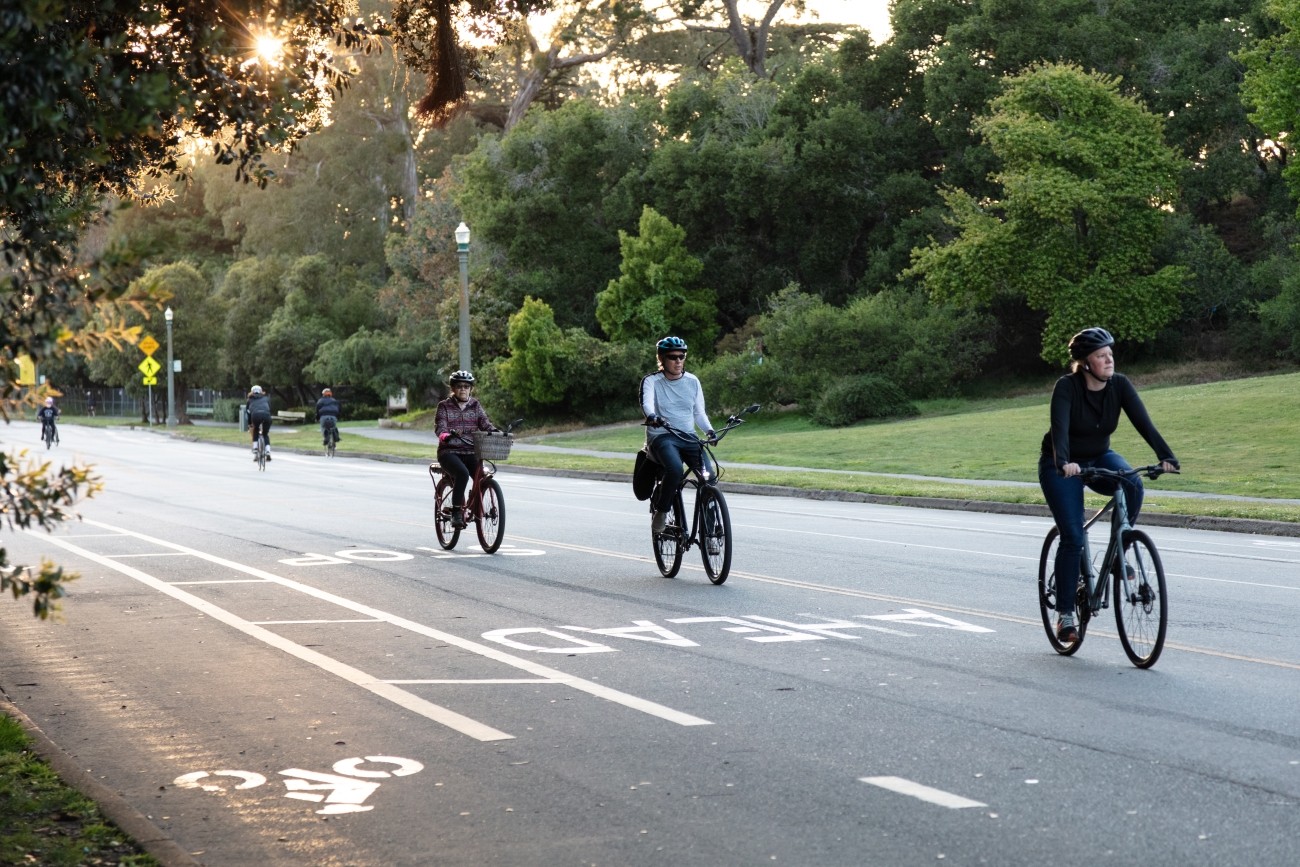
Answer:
[{"left": 473, "top": 430, "right": 513, "bottom": 461}]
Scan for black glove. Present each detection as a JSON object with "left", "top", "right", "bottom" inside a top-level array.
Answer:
[
  {"left": 646, "top": 415, "right": 664, "bottom": 427},
  {"left": 705, "top": 430, "right": 717, "bottom": 443}
]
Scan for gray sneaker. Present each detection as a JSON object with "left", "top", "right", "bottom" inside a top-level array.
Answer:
[
  {"left": 651, "top": 511, "right": 668, "bottom": 533},
  {"left": 1056, "top": 614, "right": 1078, "bottom": 643}
]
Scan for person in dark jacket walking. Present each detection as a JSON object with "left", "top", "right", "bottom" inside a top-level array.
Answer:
[{"left": 1038, "top": 327, "right": 1179, "bottom": 644}]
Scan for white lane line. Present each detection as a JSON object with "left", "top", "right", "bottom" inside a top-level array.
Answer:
[
  {"left": 859, "top": 776, "right": 987, "bottom": 809},
  {"left": 67, "top": 519, "right": 713, "bottom": 729},
  {"left": 104, "top": 552, "right": 192, "bottom": 558},
  {"left": 386, "top": 679, "right": 560, "bottom": 685},
  {"left": 254, "top": 619, "right": 385, "bottom": 625},
  {"left": 33, "top": 530, "right": 514, "bottom": 743}
]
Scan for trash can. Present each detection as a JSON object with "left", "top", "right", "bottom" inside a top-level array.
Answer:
[{"left": 239, "top": 404, "right": 248, "bottom": 433}]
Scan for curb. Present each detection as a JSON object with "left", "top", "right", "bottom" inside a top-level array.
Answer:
[
  {"left": 491, "top": 465, "right": 1300, "bottom": 538},
  {"left": 176, "top": 435, "right": 1300, "bottom": 539},
  {"left": 0, "top": 695, "right": 202, "bottom": 867}
]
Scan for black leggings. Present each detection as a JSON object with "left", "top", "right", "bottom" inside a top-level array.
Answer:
[
  {"left": 249, "top": 413, "right": 271, "bottom": 446},
  {"left": 438, "top": 451, "right": 481, "bottom": 507}
]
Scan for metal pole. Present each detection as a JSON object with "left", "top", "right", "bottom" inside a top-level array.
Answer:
[
  {"left": 457, "top": 245, "right": 471, "bottom": 371},
  {"left": 165, "top": 308, "right": 177, "bottom": 425}
]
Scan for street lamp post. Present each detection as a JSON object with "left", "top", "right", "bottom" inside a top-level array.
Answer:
[
  {"left": 164, "top": 307, "right": 177, "bottom": 426},
  {"left": 455, "top": 221, "right": 471, "bottom": 372}
]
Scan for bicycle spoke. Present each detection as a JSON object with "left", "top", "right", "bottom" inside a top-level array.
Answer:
[
  {"left": 700, "top": 487, "right": 732, "bottom": 585},
  {"left": 1114, "top": 530, "right": 1167, "bottom": 668},
  {"left": 476, "top": 478, "right": 505, "bottom": 553}
]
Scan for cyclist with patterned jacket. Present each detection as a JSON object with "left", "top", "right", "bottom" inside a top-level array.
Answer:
[
  {"left": 435, "top": 370, "right": 497, "bottom": 529},
  {"left": 1039, "top": 327, "right": 1179, "bottom": 644},
  {"left": 639, "top": 336, "right": 717, "bottom": 534}
]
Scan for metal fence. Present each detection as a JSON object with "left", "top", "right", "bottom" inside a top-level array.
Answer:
[{"left": 53, "top": 387, "right": 243, "bottom": 421}]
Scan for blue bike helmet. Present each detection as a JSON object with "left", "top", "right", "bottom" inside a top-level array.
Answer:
[{"left": 656, "top": 336, "right": 688, "bottom": 354}]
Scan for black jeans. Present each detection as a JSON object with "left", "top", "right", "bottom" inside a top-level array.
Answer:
[{"left": 438, "top": 451, "right": 481, "bottom": 507}]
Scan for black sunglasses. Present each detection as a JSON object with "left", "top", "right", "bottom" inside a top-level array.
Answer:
[{"left": 663, "top": 354, "right": 687, "bottom": 361}]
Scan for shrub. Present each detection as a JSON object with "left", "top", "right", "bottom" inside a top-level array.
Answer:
[
  {"left": 810, "top": 375, "right": 917, "bottom": 427},
  {"left": 213, "top": 398, "right": 242, "bottom": 423}
]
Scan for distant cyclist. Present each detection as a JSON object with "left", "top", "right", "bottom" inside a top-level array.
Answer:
[
  {"left": 315, "top": 388, "right": 342, "bottom": 447},
  {"left": 36, "top": 396, "right": 61, "bottom": 443},
  {"left": 435, "top": 370, "right": 498, "bottom": 529},
  {"left": 247, "top": 385, "right": 273, "bottom": 461},
  {"left": 639, "top": 336, "right": 716, "bottom": 533},
  {"left": 1039, "top": 327, "right": 1178, "bottom": 644}
]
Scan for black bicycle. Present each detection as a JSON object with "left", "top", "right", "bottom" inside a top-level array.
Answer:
[
  {"left": 1038, "top": 464, "right": 1178, "bottom": 668},
  {"left": 429, "top": 419, "right": 524, "bottom": 554},
  {"left": 322, "top": 417, "right": 339, "bottom": 457},
  {"left": 41, "top": 420, "right": 59, "bottom": 449},
  {"left": 645, "top": 404, "right": 759, "bottom": 584}
]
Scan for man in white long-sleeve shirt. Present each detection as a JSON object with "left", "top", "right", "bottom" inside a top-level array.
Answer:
[{"left": 639, "top": 336, "right": 716, "bottom": 533}]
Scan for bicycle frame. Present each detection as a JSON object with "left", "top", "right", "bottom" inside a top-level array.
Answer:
[{"left": 1076, "top": 488, "right": 1130, "bottom": 615}]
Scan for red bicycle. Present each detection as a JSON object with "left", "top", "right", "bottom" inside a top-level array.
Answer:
[{"left": 428, "top": 419, "right": 523, "bottom": 554}]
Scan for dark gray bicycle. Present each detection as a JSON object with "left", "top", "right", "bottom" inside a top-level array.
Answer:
[
  {"left": 1038, "top": 464, "right": 1178, "bottom": 668},
  {"left": 646, "top": 404, "right": 759, "bottom": 585}
]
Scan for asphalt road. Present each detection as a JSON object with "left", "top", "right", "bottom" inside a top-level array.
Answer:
[{"left": 2, "top": 423, "right": 1297, "bottom": 867}]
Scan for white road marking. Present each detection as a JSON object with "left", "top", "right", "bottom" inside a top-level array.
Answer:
[
  {"left": 40, "top": 520, "right": 713, "bottom": 732},
  {"left": 859, "top": 776, "right": 987, "bottom": 809}
]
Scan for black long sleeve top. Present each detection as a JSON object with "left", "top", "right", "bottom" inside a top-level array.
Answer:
[{"left": 1040, "top": 372, "right": 1177, "bottom": 472}]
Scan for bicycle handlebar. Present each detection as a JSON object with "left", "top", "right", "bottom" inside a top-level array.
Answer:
[
  {"left": 442, "top": 417, "right": 525, "bottom": 447},
  {"left": 645, "top": 403, "right": 760, "bottom": 446},
  {"left": 1077, "top": 464, "right": 1180, "bottom": 482}
]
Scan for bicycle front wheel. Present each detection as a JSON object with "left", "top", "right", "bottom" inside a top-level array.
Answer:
[
  {"left": 1113, "top": 529, "right": 1168, "bottom": 668},
  {"left": 652, "top": 490, "right": 686, "bottom": 579},
  {"left": 699, "top": 485, "right": 732, "bottom": 585},
  {"left": 1038, "top": 528, "right": 1086, "bottom": 655},
  {"left": 433, "top": 478, "right": 460, "bottom": 550},
  {"left": 476, "top": 478, "right": 505, "bottom": 553}
]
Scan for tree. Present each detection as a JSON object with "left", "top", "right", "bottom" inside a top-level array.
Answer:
[
  {"left": 85, "top": 263, "right": 230, "bottom": 413},
  {"left": 1240, "top": 0, "right": 1300, "bottom": 209},
  {"left": 596, "top": 206, "right": 719, "bottom": 352},
  {"left": 907, "top": 63, "right": 1188, "bottom": 365},
  {"left": 497, "top": 296, "right": 568, "bottom": 408}
]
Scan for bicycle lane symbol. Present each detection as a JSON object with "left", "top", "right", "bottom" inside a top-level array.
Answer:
[{"left": 174, "top": 755, "right": 424, "bottom": 815}]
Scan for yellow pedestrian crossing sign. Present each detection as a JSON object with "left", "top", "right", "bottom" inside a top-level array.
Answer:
[
  {"left": 139, "top": 335, "right": 160, "bottom": 356},
  {"left": 138, "top": 356, "right": 161, "bottom": 378},
  {"left": 142, "top": 376, "right": 158, "bottom": 386}
]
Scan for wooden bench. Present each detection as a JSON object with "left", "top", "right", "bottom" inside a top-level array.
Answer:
[{"left": 276, "top": 410, "right": 307, "bottom": 424}]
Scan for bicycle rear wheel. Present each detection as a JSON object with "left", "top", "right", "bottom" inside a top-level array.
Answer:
[
  {"left": 433, "top": 477, "right": 460, "bottom": 549},
  {"left": 476, "top": 478, "right": 505, "bottom": 553},
  {"left": 326, "top": 426, "right": 337, "bottom": 457},
  {"left": 699, "top": 485, "right": 732, "bottom": 585},
  {"left": 1113, "top": 529, "right": 1167, "bottom": 668},
  {"left": 1038, "top": 528, "right": 1087, "bottom": 655},
  {"left": 256, "top": 436, "right": 267, "bottom": 471},
  {"left": 652, "top": 490, "right": 686, "bottom": 578}
]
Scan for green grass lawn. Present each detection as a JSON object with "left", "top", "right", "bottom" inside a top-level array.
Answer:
[
  {"left": 57, "top": 370, "right": 1300, "bottom": 523},
  {"left": 0, "top": 715, "right": 157, "bottom": 866}
]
